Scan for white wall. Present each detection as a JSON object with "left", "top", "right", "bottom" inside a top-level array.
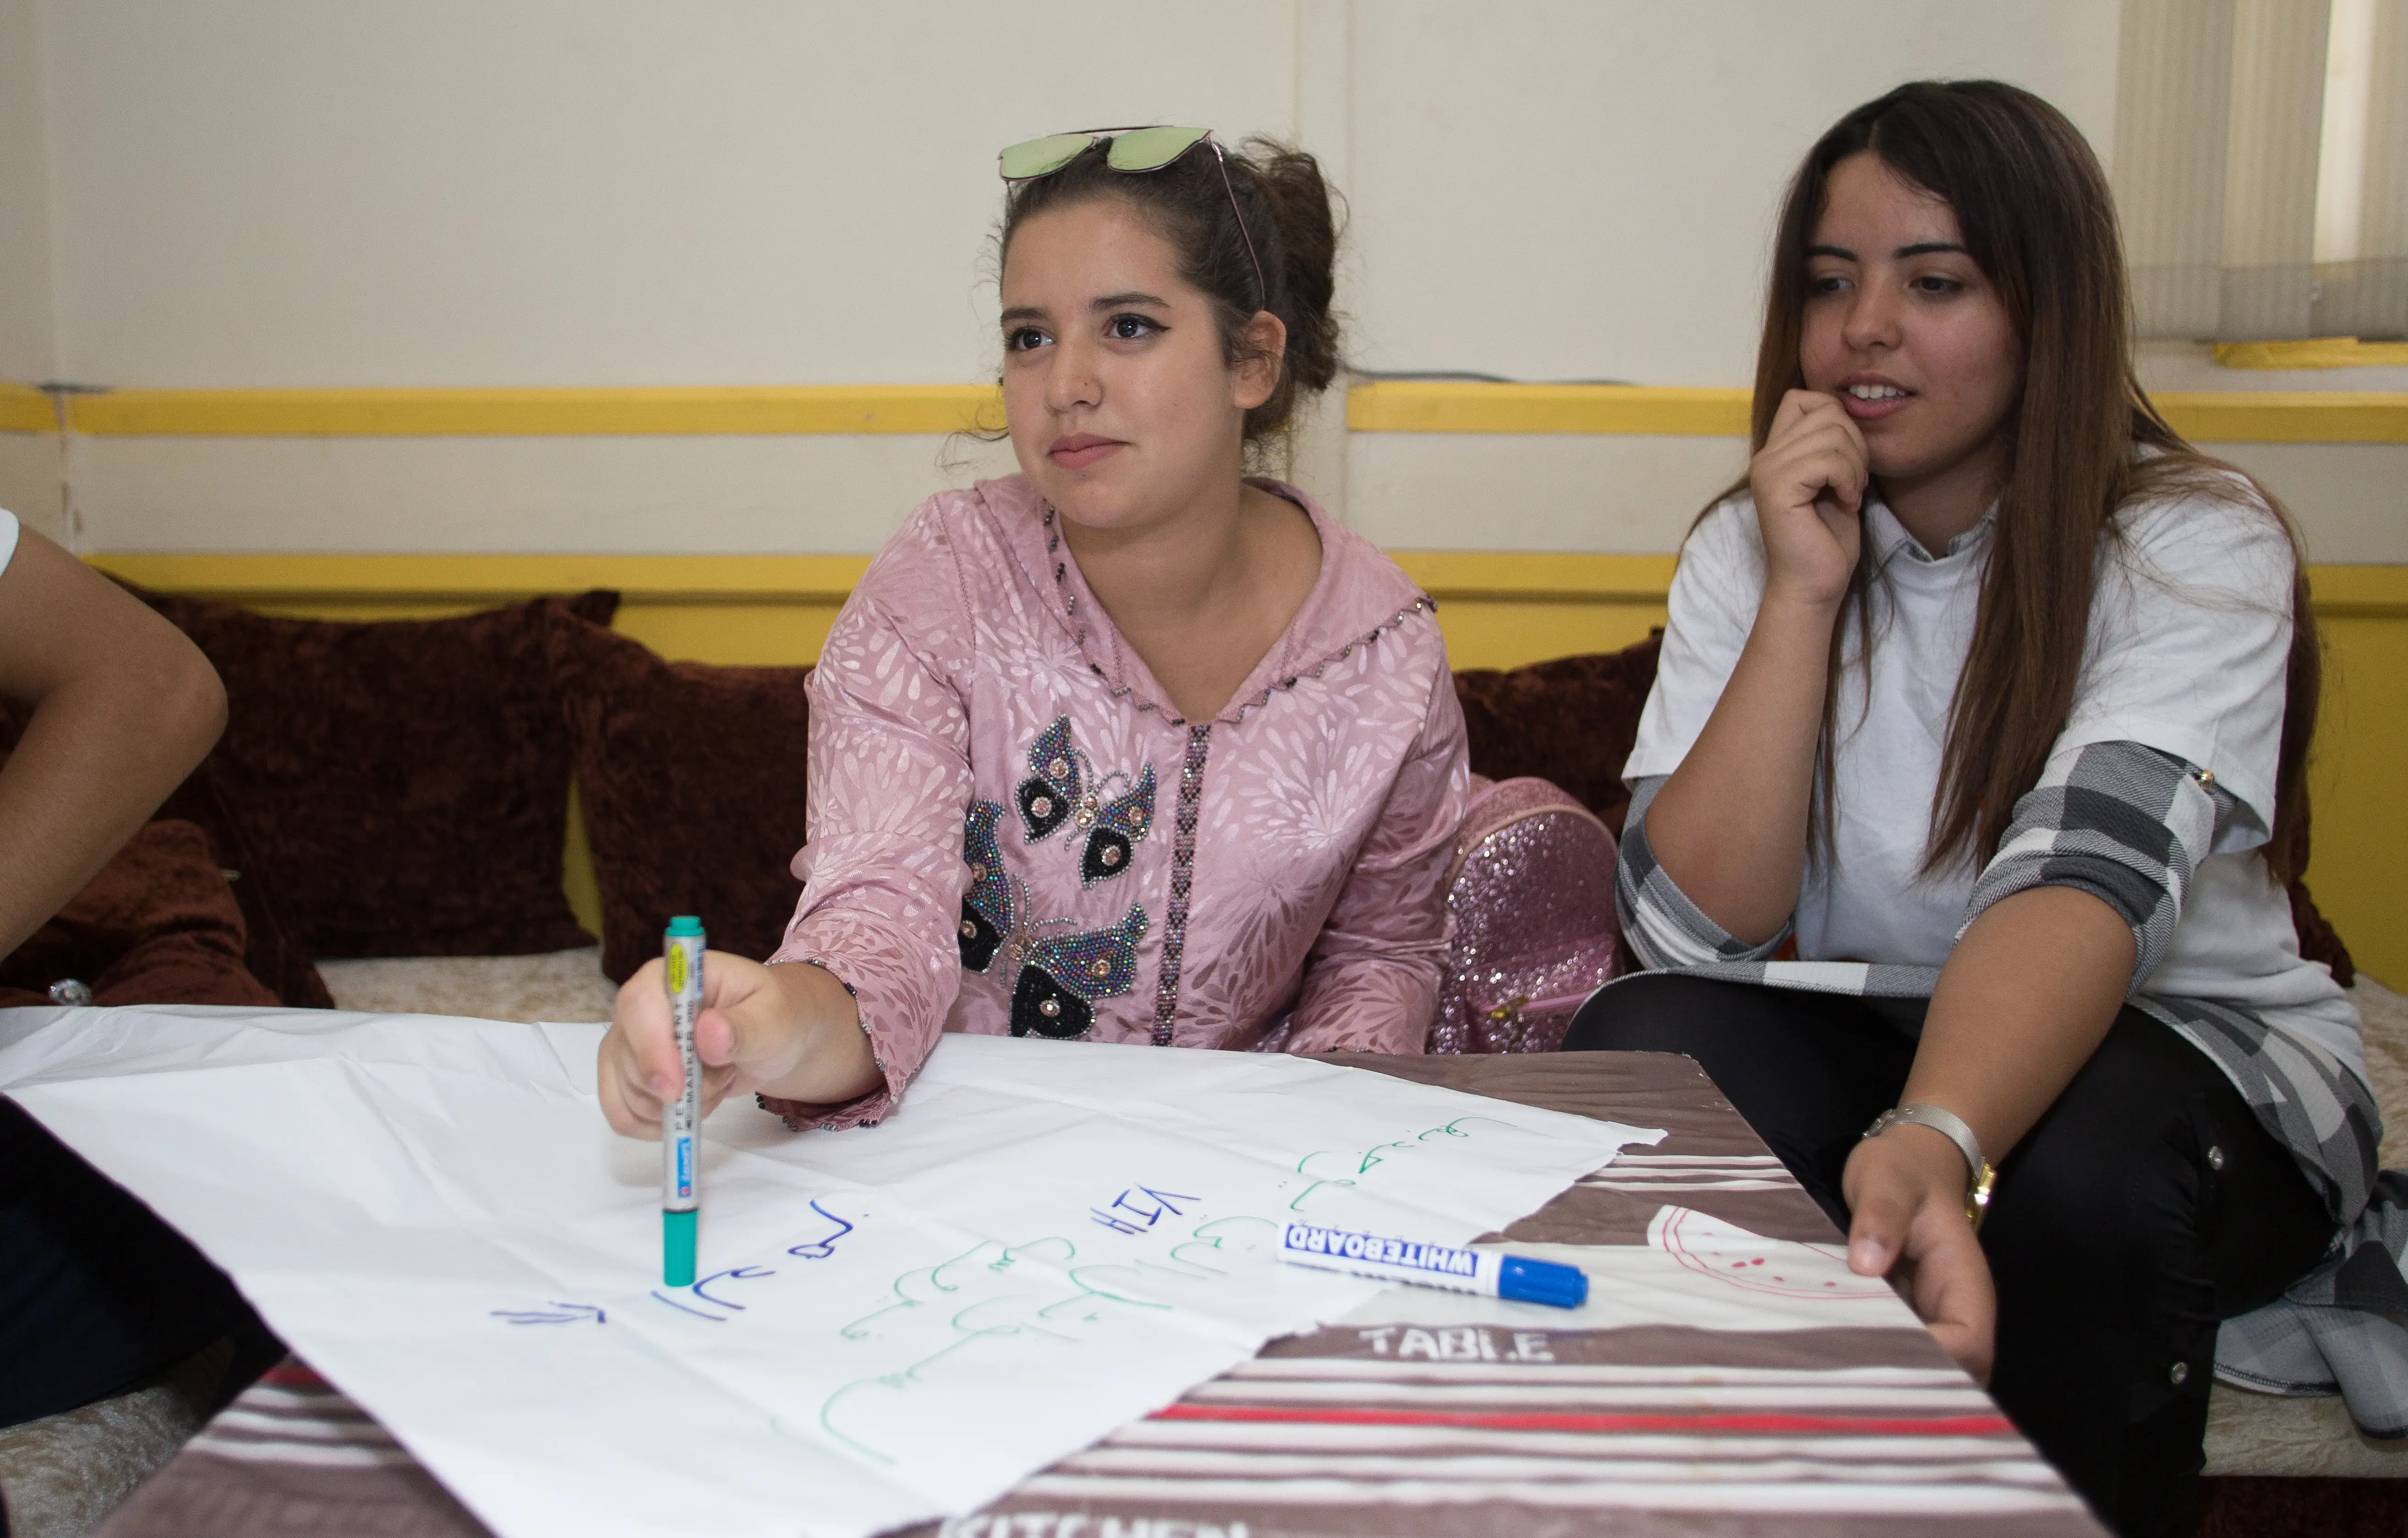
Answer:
[
  {"left": 31, "top": 0, "right": 2121, "bottom": 391},
  {"left": 8, "top": 0, "right": 2397, "bottom": 562},
  {"left": 1344, "top": 1, "right": 2121, "bottom": 386},
  {"left": 0, "top": 0, "right": 60, "bottom": 537},
  {"left": 0, "top": 0, "right": 50, "bottom": 382},
  {"left": 38, "top": 0, "right": 1301, "bottom": 387}
]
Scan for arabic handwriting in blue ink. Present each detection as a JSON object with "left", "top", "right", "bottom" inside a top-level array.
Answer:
[
  {"left": 786, "top": 1198, "right": 857, "bottom": 1260},
  {"left": 650, "top": 1290, "right": 728, "bottom": 1321},
  {"left": 489, "top": 1302, "right": 607, "bottom": 1326},
  {"left": 1088, "top": 1184, "right": 1200, "bottom": 1235},
  {"left": 691, "top": 1265, "right": 778, "bottom": 1311}
]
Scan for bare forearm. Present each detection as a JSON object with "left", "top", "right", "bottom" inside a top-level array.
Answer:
[
  {"left": 1902, "top": 886, "right": 2135, "bottom": 1163},
  {"left": 1647, "top": 593, "right": 1838, "bottom": 943},
  {"left": 0, "top": 642, "right": 223, "bottom": 954},
  {"left": 750, "top": 960, "right": 885, "bottom": 1105}
]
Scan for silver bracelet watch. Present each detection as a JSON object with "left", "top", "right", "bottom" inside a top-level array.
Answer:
[{"left": 1863, "top": 1101, "right": 1996, "bottom": 1231}]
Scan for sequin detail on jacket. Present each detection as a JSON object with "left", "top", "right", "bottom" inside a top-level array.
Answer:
[
  {"left": 1011, "top": 908, "right": 1149, "bottom": 1039},
  {"left": 1014, "top": 715, "right": 1156, "bottom": 886},
  {"left": 960, "top": 795, "right": 1151, "bottom": 1040}
]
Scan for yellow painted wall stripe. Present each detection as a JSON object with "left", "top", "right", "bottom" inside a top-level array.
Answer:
[
  {"left": 1349, "top": 380, "right": 2408, "bottom": 444},
  {"left": 5, "top": 380, "right": 2399, "bottom": 443},
  {"left": 0, "top": 384, "right": 53, "bottom": 434},
  {"left": 87, "top": 550, "right": 2404, "bottom": 615},
  {"left": 68, "top": 385, "right": 1005, "bottom": 438},
  {"left": 2153, "top": 391, "right": 2408, "bottom": 444},
  {"left": 1348, "top": 382, "right": 1755, "bottom": 436},
  {"left": 2215, "top": 338, "right": 2408, "bottom": 370}
]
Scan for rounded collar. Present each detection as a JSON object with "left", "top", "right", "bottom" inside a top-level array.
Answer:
[{"left": 989, "top": 474, "right": 1432, "bottom": 728}]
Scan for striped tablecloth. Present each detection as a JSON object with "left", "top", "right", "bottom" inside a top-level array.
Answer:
[{"left": 95, "top": 1051, "right": 2105, "bottom": 1538}]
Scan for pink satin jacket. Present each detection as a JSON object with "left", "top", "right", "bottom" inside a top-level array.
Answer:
[{"left": 762, "top": 474, "right": 1469, "bottom": 1129}]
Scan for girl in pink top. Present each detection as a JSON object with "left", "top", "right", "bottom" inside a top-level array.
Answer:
[{"left": 599, "top": 129, "right": 1469, "bottom": 1136}]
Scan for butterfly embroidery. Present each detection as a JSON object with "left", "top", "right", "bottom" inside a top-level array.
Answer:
[
  {"left": 958, "top": 801, "right": 1149, "bottom": 1039},
  {"left": 1013, "top": 716, "right": 1155, "bottom": 887},
  {"left": 958, "top": 800, "right": 1013, "bottom": 972},
  {"left": 1008, "top": 909, "right": 1149, "bottom": 1039}
]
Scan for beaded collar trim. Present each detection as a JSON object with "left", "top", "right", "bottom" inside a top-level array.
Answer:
[{"left": 1151, "top": 723, "right": 1213, "bottom": 1046}]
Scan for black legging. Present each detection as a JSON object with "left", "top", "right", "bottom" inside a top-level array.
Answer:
[
  {"left": 1564, "top": 973, "right": 2333, "bottom": 1538},
  {"left": 0, "top": 1097, "right": 282, "bottom": 1428}
]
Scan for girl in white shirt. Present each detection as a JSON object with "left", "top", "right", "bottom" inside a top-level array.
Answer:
[{"left": 1566, "top": 80, "right": 2386, "bottom": 1538}]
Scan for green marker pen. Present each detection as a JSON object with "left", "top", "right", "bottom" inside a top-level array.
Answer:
[{"left": 662, "top": 915, "right": 704, "bottom": 1287}]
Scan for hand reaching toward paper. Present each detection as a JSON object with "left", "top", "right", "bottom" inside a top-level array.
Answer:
[
  {"left": 598, "top": 953, "right": 882, "bottom": 1137},
  {"left": 1841, "top": 1125, "right": 1996, "bottom": 1384}
]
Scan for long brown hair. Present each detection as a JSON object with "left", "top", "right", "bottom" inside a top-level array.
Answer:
[{"left": 1738, "top": 80, "right": 2319, "bottom": 881}]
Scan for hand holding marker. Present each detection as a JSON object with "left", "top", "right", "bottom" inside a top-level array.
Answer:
[
  {"left": 1279, "top": 1221, "right": 1588, "bottom": 1308},
  {"left": 662, "top": 916, "right": 704, "bottom": 1287}
]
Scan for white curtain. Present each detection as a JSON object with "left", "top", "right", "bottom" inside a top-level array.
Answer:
[{"left": 2116, "top": 0, "right": 2408, "bottom": 340}]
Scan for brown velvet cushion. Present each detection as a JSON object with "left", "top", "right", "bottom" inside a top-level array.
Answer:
[
  {"left": 1454, "top": 632, "right": 1662, "bottom": 836},
  {"left": 123, "top": 585, "right": 620, "bottom": 959},
  {"left": 0, "top": 703, "right": 330, "bottom": 1007},
  {"left": 1451, "top": 629, "right": 2356, "bottom": 982},
  {"left": 547, "top": 614, "right": 811, "bottom": 984},
  {"left": 157, "top": 771, "right": 336, "bottom": 1008},
  {"left": 0, "top": 819, "right": 277, "bottom": 1008}
]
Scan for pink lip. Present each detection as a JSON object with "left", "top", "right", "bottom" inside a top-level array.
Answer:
[
  {"left": 1048, "top": 434, "right": 1126, "bottom": 470},
  {"left": 1834, "top": 374, "right": 1915, "bottom": 423}
]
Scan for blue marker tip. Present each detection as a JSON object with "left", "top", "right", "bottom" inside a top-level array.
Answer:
[{"left": 1498, "top": 1255, "right": 1589, "bottom": 1309}]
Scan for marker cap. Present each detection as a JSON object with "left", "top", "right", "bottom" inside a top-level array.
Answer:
[
  {"left": 1498, "top": 1255, "right": 1587, "bottom": 1309},
  {"left": 666, "top": 915, "right": 704, "bottom": 938},
  {"left": 663, "top": 1208, "right": 698, "bottom": 1288}
]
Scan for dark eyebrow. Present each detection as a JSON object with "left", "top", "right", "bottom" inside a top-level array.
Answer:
[
  {"left": 1091, "top": 291, "right": 1169, "bottom": 310},
  {"left": 1805, "top": 241, "right": 1971, "bottom": 262},
  {"left": 999, "top": 305, "right": 1046, "bottom": 326}
]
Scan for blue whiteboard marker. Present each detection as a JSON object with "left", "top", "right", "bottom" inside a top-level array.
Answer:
[
  {"left": 662, "top": 916, "right": 705, "bottom": 1287},
  {"left": 1277, "top": 1221, "right": 1588, "bottom": 1308}
]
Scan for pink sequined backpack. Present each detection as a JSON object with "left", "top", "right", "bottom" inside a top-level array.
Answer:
[{"left": 1429, "top": 775, "right": 1623, "bottom": 1054}]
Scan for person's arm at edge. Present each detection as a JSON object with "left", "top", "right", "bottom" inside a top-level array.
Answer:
[
  {"left": 1842, "top": 886, "right": 2132, "bottom": 1382},
  {"left": 0, "top": 529, "right": 226, "bottom": 957},
  {"left": 598, "top": 525, "right": 974, "bottom": 1137}
]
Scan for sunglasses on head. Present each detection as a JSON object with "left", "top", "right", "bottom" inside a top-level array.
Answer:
[{"left": 997, "top": 125, "right": 1265, "bottom": 310}]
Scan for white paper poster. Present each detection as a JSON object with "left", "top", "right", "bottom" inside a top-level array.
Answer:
[{"left": 0, "top": 1007, "right": 1658, "bottom": 1538}]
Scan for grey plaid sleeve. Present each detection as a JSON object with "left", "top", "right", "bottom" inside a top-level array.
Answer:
[
  {"left": 1962, "top": 740, "right": 2231, "bottom": 987},
  {"left": 1615, "top": 775, "right": 1791, "bottom": 970}
]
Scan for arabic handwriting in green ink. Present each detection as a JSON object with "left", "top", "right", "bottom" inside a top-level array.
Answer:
[
  {"left": 1418, "top": 1114, "right": 1517, "bottom": 1141},
  {"left": 1167, "top": 1214, "right": 1277, "bottom": 1273},
  {"left": 819, "top": 1239, "right": 1177, "bottom": 1460},
  {"left": 840, "top": 1235, "right": 1078, "bottom": 1340}
]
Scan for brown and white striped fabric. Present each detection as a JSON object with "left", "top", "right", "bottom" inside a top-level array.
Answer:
[{"left": 96, "top": 1053, "right": 2104, "bottom": 1538}]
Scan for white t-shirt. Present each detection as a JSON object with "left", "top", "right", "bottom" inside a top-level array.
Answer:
[{"left": 1625, "top": 483, "right": 2364, "bottom": 1085}]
